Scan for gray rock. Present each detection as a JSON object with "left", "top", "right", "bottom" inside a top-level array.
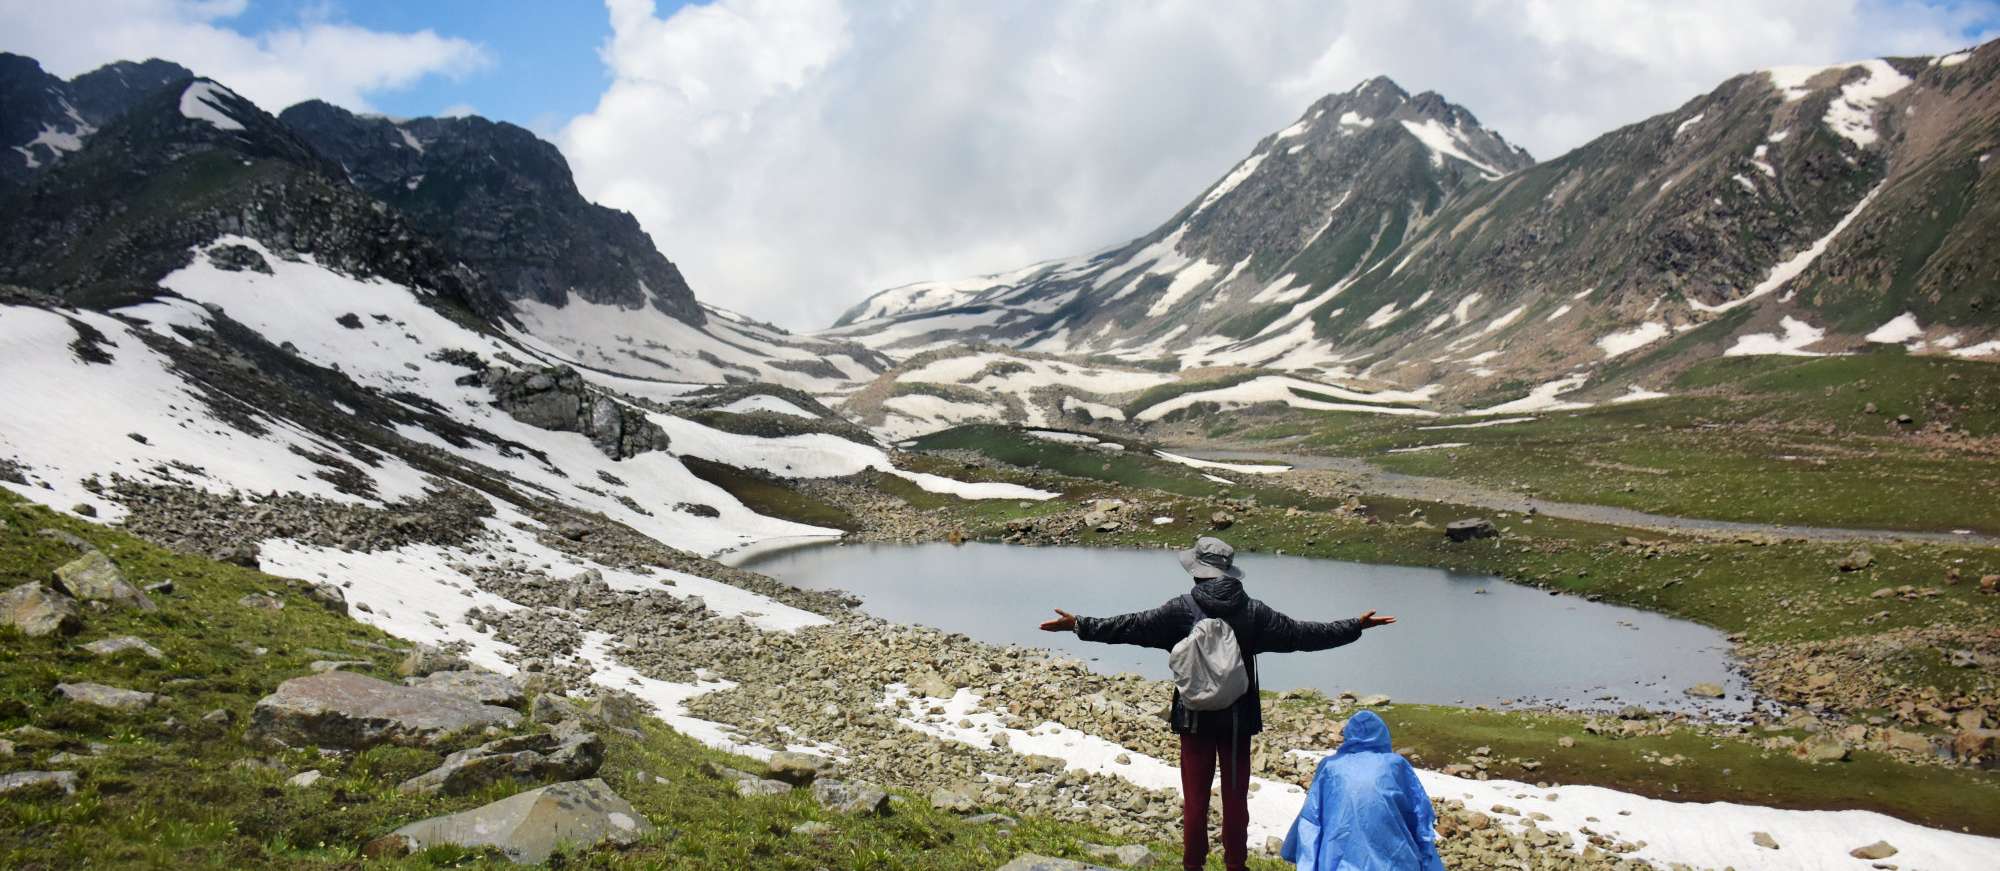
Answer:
[
  {"left": 54, "top": 551, "right": 156, "bottom": 612},
  {"left": 399, "top": 724, "right": 604, "bottom": 797},
  {"left": 410, "top": 671, "right": 526, "bottom": 709},
  {"left": 385, "top": 777, "right": 653, "bottom": 865},
  {"left": 995, "top": 855, "right": 1119, "bottom": 871},
  {"left": 289, "top": 770, "right": 324, "bottom": 788},
  {"left": 791, "top": 821, "right": 835, "bottom": 837},
  {"left": 303, "top": 582, "right": 348, "bottom": 615},
  {"left": 966, "top": 813, "right": 1020, "bottom": 827},
  {"left": 1445, "top": 518, "right": 1498, "bottom": 542},
  {"left": 587, "top": 689, "right": 650, "bottom": 730},
  {"left": 1839, "top": 547, "right": 1875, "bottom": 572},
  {"left": 0, "top": 770, "right": 79, "bottom": 795},
  {"left": 397, "top": 644, "right": 471, "bottom": 678},
  {"left": 55, "top": 682, "right": 156, "bottom": 710},
  {"left": 82, "top": 636, "right": 164, "bottom": 659},
  {"left": 236, "top": 593, "right": 284, "bottom": 613},
  {"left": 531, "top": 693, "right": 584, "bottom": 724},
  {"left": 1849, "top": 841, "right": 1898, "bottom": 860},
  {"left": 1, "top": 582, "right": 82, "bottom": 637},
  {"left": 310, "top": 660, "right": 373, "bottom": 673},
  {"left": 1752, "top": 831, "right": 1779, "bottom": 849},
  {"left": 1684, "top": 683, "right": 1726, "bottom": 699},
  {"left": 202, "top": 709, "right": 234, "bottom": 724},
  {"left": 36, "top": 528, "right": 96, "bottom": 552},
  {"left": 1083, "top": 843, "right": 1156, "bottom": 867},
  {"left": 766, "top": 750, "right": 828, "bottom": 786},
  {"left": 212, "top": 543, "right": 261, "bottom": 569},
  {"left": 245, "top": 671, "right": 521, "bottom": 751},
  {"left": 736, "top": 777, "right": 794, "bottom": 797},
  {"left": 929, "top": 780, "right": 981, "bottom": 813},
  {"left": 811, "top": 778, "right": 890, "bottom": 815}
]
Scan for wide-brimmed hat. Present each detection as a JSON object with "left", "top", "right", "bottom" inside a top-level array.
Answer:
[{"left": 1178, "top": 536, "right": 1244, "bottom": 580}]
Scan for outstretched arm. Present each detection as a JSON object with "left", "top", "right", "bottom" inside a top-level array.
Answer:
[
  {"left": 1256, "top": 607, "right": 1397, "bottom": 654},
  {"left": 1039, "top": 609, "right": 1077, "bottom": 632}
]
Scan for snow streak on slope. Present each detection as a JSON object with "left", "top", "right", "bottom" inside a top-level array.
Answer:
[
  {"left": 512, "top": 297, "right": 877, "bottom": 393},
  {"left": 1691, "top": 184, "right": 1883, "bottom": 314}
]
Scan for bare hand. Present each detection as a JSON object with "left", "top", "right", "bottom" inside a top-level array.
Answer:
[
  {"left": 1040, "top": 608, "right": 1077, "bottom": 633},
  {"left": 1357, "top": 610, "right": 1397, "bottom": 629}
]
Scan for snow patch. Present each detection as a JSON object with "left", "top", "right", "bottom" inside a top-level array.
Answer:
[
  {"left": 179, "top": 81, "right": 245, "bottom": 131},
  {"left": 1724, "top": 316, "right": 1827, "bottom": 356},
  {"left": 1387, "top": 442, "right": 1467, "bottom": 454},
  {"left": 1612, "top": 386, "right": 1670, "bottom": 404},
  {"left": 1153, "top": 451, "right": 1290, "bottom": 475},
  {"left": 1673, "top": 113, "right": 1705, "bottom": 137},
  {"left": 718, "top": 394, "right": 820, "bottom": 418},
  {"left": 1692, "top": 184, "right": 1882, "bottom": 314},
  {"left": 1822, "top": 60, "right": 1913, "bottom": 148},
  {"left": 1399, "top": 118, "right": 1505, "bottom": 178},
  {"left": 1597, "top": 322, "right": 1670, "bottom": 358},
  {"left": 1470, "top": 373, "right": 1592, "bottom": 416},
  {"left": 1865, "top": 312, "right": 1924, "bottom": 344}
]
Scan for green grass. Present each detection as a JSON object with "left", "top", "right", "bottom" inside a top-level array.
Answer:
[
  {"left": 1314, "top": 702, "right": 2000, "bottom": 836},
  {"left": 679, "top": 457, "right": 858, "bottom": 532},
  {"left": 0, "top": 495, "right": 1225, "bottom": 870},
  {"left": 1277, "top": 353, "right": 2000, "bottom": 534}
]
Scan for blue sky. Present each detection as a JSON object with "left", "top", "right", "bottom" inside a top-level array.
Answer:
[
  {"left": 199, "top": 0, "right": 668, "bottom": 136},
  {"left": 6, "top": 1, "right": 1999, "bottom": 328}
]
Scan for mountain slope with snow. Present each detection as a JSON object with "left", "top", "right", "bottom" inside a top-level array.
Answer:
[{"left": 830, "top": 44, "right": 2000, "bottom": 415}]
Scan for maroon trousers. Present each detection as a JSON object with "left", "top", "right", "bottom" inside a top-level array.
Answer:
[{"left": 1178, "top": 730, "right": 1254, "bottom": 871}]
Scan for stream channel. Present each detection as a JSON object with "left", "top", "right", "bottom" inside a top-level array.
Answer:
[{"left": 738, "top": 541, "right": 1753, "bottom": 717}]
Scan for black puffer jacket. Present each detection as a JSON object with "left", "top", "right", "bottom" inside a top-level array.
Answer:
[{"left": 1076, "top": 576, "right": 1362, "bottom": 736}]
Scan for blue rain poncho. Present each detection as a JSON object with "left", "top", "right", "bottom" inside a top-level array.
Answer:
[{"left": 1280, "top": 710, "right": 1446, "bottom": 871}]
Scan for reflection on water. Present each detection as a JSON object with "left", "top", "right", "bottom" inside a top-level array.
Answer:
[{"left": 741, "top": 541, "right": 1750, "bottom": 715}]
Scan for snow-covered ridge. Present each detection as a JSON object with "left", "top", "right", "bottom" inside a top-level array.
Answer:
[{"left": 179, "top": 81, "right": 245, "bottom": 132}]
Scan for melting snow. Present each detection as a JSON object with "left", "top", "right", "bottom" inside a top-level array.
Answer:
[
  {"left": 179, "top": 81, "right": 245, "bottom": 131},
  {"left": 1470, "top": 373, "right": 1592, "bottom": 416},
  {"left": 1725, "top": 316, "right": 1827, "bottom": 356},
  {"left": 1766, "top": 65, "right": 1828, "bottom": 101},
  {"left": 1597, "top": 322, "right": 1670, "bottom": 358},
  {"left": 1133, "top": 375, "right": 1436, "bottom": 422},
  {"left": 1673, "top": 113, "right": 1705, "bottom": 137},
  {"left": 1387, "top": 442, "right": 1467, "bottom": 453},
  {"left": 1481, "top": 305, "right": 1526, "bottom": 334},
  {"left": 1146, "top": 259, "right": 1224, "bottom": 317},
  {"left": 718, "top": 394, "right": 820, "bottom": 418},
  {"left": 1153, "top": 451, "right": 1290, "bottom": 475},
  {"left": 1419, "top": 417, "right": 1536, "bottom": 430},
  {"left": 1399, "top": 118, "right": 1505, "bottom": 178},
  {"left": 1692, "top": 184, "right": 1882, "bottom": 314},
  {"left": 1938, "top": 51, "right": 1973, "bottom": 67},
  {"left": 1545, "top": 304, "right": 1573, "bottom": 322},
  {"left": 1865, "top": 312, "right": 1924, "bottom": 344},
  {"left": 1612, "top": 385, "right": 1670, "bottom": 404},
  {"left": 1822, "top": 60, "right": 1913, "bottom": 147},
  {"left": 1951, "top": 340, "right": 2000, "bottom": 359}
]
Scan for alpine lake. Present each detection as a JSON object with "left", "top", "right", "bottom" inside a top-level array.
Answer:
[{"left": 736, "top": 541, "right": 1752, "bottom": 717}]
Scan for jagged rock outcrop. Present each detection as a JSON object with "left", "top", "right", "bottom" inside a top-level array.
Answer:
[
  {"left": 280, "top": 100, "right": 706, "bottom": 326},
  {"left": 0, "top": 53, "right": 192, "bottom": 188},
  {"left": 483, "top": 365, "right": 669, "bottom": 459}
]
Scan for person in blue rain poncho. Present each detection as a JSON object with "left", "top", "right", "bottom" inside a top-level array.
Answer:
[{"left": 1281, "top": 710, "right": 1446, "bottom": 871}]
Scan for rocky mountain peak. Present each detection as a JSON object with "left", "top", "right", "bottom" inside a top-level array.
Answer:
[
  {"left": 281, "top": 99, "right": 707, "bottom": 327},
  {"left": 0, "top": 54, "right": 192, "bottom": 188}
]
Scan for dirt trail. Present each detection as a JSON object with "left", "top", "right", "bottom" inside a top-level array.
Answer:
[{"left": 1181, "top": 449, "right": 2000, "bottom": 549}]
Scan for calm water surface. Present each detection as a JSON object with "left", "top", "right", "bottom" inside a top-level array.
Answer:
[{"left": 740, "top": 542, "right": 1750, "bottom": 715}]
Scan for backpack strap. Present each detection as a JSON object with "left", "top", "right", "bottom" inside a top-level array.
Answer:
[{"left": 1180, "top": 592, "right": 1205, "bottom": 622}]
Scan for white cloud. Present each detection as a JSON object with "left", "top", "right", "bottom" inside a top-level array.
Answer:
[
  {"left": 559, "top": 0, "right": 1995, "bottom": 331},
  {"left": 0, "top": 0, "right": 488, "bottom": 116}
]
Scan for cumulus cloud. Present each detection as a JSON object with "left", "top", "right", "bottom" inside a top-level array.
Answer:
[
  {"left": 560, "top": 0, "right": 1994, "bottom": 331},
  {"left": 1, "top": 0, "right": 488, "bottom": 115}
]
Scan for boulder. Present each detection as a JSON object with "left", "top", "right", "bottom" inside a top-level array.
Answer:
[
  {"left": 995, "top": 856, "right": 1120, "bottom": 871},
  {"left": 303, "top": 582, "right": 348, "bottom": 615},
  {"left": 399, "top": 724, "right": 604, "bottom": 796},
  {"left": 1849, "top": 841, "right": 1898, "bottom": 860},
  {"left": 766, "top": 751, "right": 828, "bottom": 786},
  {"left": 382, "top": 777, "right": 652, "bottom": 865},
  {"left": 81, "top": 636, "right": 164, "bottom": 659},
  {"left": 587, "top": 689, "right": 650, "bottom": 730},
  {"left": 1, "top": 582, "right": 82, "bottom": 637},
  {"left": 1951, "top": 728, "right": 2000, "bottom": 768},
  {"left": 236, "top": 594, "right": 284, "bottom": 613},
  {"left": 811, "top": 778, "right": 890, "bottom": 815},
  {"left": 397, "top": 644, "right": 472, "bottom": 678},
  {"left": 1838, "top": 547, "right": 1874, "bottom": 572},
  {"left": 1751, "top": 831, "right": 1779, "bottom": 849},
  {"left": 245, "top": 671, "right": 520, "bottom": 751},
  {"left": 52, "top": 551, "right": 156, "bottom": 612},
  {"left": 55, "top": 682, "right": 155, "bottom": 710},
  {"left": 736, "top": 776, "right": 794, "bottom": 797},
  {"left": 1683, "top": 683, "right": 1725, "bottom": 699},
  {"left": 1445, "top": 519, "right": 1498, "bottom": 542},
  {"left": 409, "top": 671, "right": 526, "bottom": 709},
  {"left": 1082, "top": 843, "right": 1155, "bottom": 867},
  {"left": 0, "top": 770, "right": 79, "bottom": 796},
  {"left": 929, "top": 780, "right": 982, "bottom": 813},
  {"left": 531, "top": 693, "right": 585, "bottom": 724}
]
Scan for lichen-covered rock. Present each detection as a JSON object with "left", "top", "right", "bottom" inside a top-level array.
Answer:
[
  {"left": 0, "top": 770, "right": 79, "bottom": 796},
  {"left": 766, "top": 751, "right": 827, "bottom": 786},
  {"left": 81, "top": 636, "right": 164, "bottom": 659},
  {"left": 811, "top": 778, "right": 890, "bottom": 815},
  {"left": 398, "top": 724, "right": 604, "bottom": 796},
  {"left": 1, "top": 582, "right": 82, "bottom": 637},
  {"left": 52, "top": 551, "right": 155, "bottom": 612},
  {"left": 409, "top": 671, "right": 526, "bottom": 709},
  {"left": 55, "top": 681, "right": 156, "bottom": 710},
  {"left": 383, "top": 777, "right": 653, "bottom": 865},
  {"left": 397, "top": 644, "right": 471, "bottom": 678},
  {"left": 245, "top": 671, "right": 520, "bottom": 751}
]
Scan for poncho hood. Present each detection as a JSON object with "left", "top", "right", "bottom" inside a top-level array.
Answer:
[{"left": 1336, "top": 710, "right": 1393, "bottom": 755}]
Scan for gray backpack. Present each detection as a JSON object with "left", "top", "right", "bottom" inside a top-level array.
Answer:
[{"left": 1169, "top": 594, "right": 1249, "bottom": 711}]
